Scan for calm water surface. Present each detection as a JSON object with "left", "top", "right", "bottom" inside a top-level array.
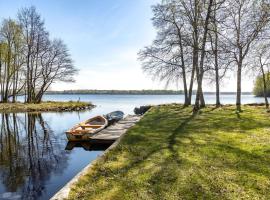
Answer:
[{"left": 0, "top": 94, "right": 264, "bottom": 199}]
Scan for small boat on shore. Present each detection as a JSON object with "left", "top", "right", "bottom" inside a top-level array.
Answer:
[
  {"left": 66, "top": 115, "right": 108, "bottom": 141},
  {"left": 105, "top": 111, "right": 124, "bottom": 125}
]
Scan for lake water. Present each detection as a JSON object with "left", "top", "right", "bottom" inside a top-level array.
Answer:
[
  {"left": 41, "top": 94, "right": 265, "bottom": 115},
  {"left": 0, "top": 94, "right": 265, "bottom": 200}
]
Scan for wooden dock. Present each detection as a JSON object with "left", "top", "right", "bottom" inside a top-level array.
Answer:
[
  {"left": 51, "top": 114, "right": 142, "bottom": 200},
  {"left": 90, "top": 115, "right": 142, "bottom": 143}
]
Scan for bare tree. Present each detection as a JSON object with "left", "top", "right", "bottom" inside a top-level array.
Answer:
[
  {"left": 15, "top": 6, "right": 77, "bottom": 103},
  {"left": 34, "top": 39, "right": 77, "bottom": 103},
  {"left": 0, "top": 7, "right": 77, "bottom": 103},
  {"left": 223, "top": 0, "right": 270, "bottom": 111},
  {"left": 252, "top": 42, "right": 270, "bottom": 109},
  {"left": 139, "top": 2, "right": 193, "bottom": 106},
  {"left": 206, "top": 0, "right": 231, "bottom": 107},
  {"left": 193, "top": 0, "right": 215, "bottom": 112},
  {"left": 18, "top": 6, "right": 46, "bottom": 103}
]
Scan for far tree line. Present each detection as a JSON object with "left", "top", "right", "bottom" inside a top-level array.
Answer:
[
  {"left": 139, "top": 0, "right": 270, "bottom": 111},
  {"left": 0, "top": 6, "right": 77, "bottom": 103}
]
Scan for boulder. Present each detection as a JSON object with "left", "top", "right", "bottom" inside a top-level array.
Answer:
[{"left": 134, "top": 105, "right": 152, "bottom": 115}]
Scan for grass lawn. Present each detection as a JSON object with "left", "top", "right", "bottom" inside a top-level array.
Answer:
[
  {"left": 0, "top": 101, "right": 93, "bottom": 112},
  {"left": 68, "top": 104, "right": 270, "bottom": 200}
]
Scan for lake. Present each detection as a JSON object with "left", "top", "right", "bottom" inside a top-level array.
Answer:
[{"left": 0, "top": 94, "right": 265, "bottom": 200}]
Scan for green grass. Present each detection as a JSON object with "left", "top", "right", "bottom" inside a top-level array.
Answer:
[
  {"left": 68, "top": 104, "right": 270, "bottom": 200},
  {"left": 0, "top": 101, "right": 93, "bottom": 112}
]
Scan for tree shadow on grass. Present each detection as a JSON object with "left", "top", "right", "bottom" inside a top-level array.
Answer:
[
  {"left": 168, "top": 113, "right": 197, "bottom": 164},
  {"left": 70, "top": 106, "right": 270, "bottom": 200},
  {"left": 214, "top": 143, "right": 270, "bottom": 177}
]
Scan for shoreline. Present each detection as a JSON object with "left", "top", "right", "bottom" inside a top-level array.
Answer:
[
  {"left": 50, "top": 114, "right": 143, "bottom": 200},
  {"left": 44, "top": 92, "right": 254, "bottom": 95},
  {"left": 0, "top": 101, "right": 94, "bottom": 113}
]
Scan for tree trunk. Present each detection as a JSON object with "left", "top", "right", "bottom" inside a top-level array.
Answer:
[
  {"left": 236, "top": 60, "right": 242, "bottom": 111},
  {"left": 193, "top": 0, "right": 200, "bottom": 111},
  {"left": 4, "top": 43, "right": 11, "bottom": 103},
  {"left": 26, "top": 51, "right": 31, "bottom": 103},
  {"left": 193, "top": 51, "right": 200, "bottom": 111},
  {"left": 263, "top": 79, "right": 269, "bottom": 109},
  {"left": 182, "top": 67, "right": 189, "bottom": 106},
  {"left": 215, "top": 69, "right": 221, "bottom": 107},
  {"left": 200, "top": 85, "right": 205, "bottom": 108},
  {"left": 194, "top": 0, "right": 213, "bottom": 112},
  {"left": 213, "top": 4, "right": 220, "bottom": 107},
  {"left": 194, "top": 90, "right": 200, "bottom": 111},
  {"left": 0, "top": 52, "right": 2, "bottom": 103},
  {"left": 215, "top": 45, "right": 220, "bottom": 107},
  {"left": 260, "top": 64, "right": 269, "bottom": 109},
  {"left": 188, "top": 63, "right": 195, "bottom": 105}
]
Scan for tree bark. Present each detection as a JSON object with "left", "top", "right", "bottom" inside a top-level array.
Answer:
[
  {"left": 182, "top": 67, "right": 189, "bottom": 106},
  {"left": 213, "top": 2, "right": 220, "bottom": 107},
  {"left": 187, "top": 63, "right": 195, "bottom": 105},
  {"left": 260, "top": 62, "right": 269, "bottom": 109},
  {"left": 194, "top": 0, "right": 213, "bottom": 112},
  {"left": 236, "top": 60, "right": 242, "bottom": 111}
]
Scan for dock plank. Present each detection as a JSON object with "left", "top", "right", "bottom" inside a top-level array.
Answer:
[{"left": 90, "top": 115, "right": 141, "bottom": 141}]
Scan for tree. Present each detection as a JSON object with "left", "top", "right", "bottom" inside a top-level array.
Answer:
[
  {"left": 0, "top": 19, "right": 24, "bottom": 103},
  {"left": 223, "top": 0, "right": 270, "bottom": 111},
  {"left": 0, "top": 6, "right": 77, "bottom": 103},
  {"left": 14, "top": 6, "right": 77, "bottom": 103},
  {"left": 18, "top": 6, "right": 47, "bottom": 103},
  {"left": 34, "top": 39, "right": 77, "bottom": 103},
  {"left": 206, "top": 0, "right": 231, "bottom": 107},
  {"left": 138, "top": 2, "right": 193, "bottom": 106},
  {"left": 193, "top": 0, "right": 215, "bottom": 112},
  {"left": 252, "top": 42, "right": 270, "bottom": 108}
]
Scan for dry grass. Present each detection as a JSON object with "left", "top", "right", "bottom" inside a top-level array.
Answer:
[{"left": 0, "top": 101, "right": 93, "bottom": 112}]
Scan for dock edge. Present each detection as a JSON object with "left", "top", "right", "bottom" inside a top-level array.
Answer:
[{"left": 50, "top": 115, "right": 142, "bottom": 200}]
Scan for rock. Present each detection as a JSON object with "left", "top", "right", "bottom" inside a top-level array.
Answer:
[{"left": 134, "top": 105, "right": 152, "bottom": 115}]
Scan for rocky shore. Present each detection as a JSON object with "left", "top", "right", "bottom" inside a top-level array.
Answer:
[{"left": 0, "top": 101, "right": 94, "bottom": 113}]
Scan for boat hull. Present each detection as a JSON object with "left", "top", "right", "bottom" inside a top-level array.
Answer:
[
  {"left": 105, "top": 111, "right": 124, "bottom": 125},
  {"left": 65, "top": 131, "right": 96, "bottom": 141},
  {"left": 66, "top": 115, "right": 108, "bottom": 141}
]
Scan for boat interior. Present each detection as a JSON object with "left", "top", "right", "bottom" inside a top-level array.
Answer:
[{"left": 71, "top": 117, "right": 106, "bottom": 134}]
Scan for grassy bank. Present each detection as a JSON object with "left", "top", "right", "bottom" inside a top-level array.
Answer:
[
  {"left": 68, "top": 104, "right": 270, "bottom": 200},
  {"left": 0, "top": 101, "right": 93, "bottom": 112}
]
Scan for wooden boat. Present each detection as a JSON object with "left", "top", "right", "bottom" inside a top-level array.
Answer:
[{"left": 66, "top": 116, "right": 108, "bottom": 141}]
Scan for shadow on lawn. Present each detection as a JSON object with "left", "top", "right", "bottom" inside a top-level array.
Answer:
[
  {"left": 71, "top": 106, "right": 270, "bottom": 200},
  {"left": 168, "top": 113, "right": 197, "bottom": 164}
]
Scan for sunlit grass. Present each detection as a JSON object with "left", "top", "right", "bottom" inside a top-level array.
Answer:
[{"left": 68, "top": 104, "right": 270, "bottom": 200}]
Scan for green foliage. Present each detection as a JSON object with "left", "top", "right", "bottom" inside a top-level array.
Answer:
[
  {"left": 69, "top": 105, "right": 270, "bottom": 200},
  {"left": 253, "top": 73, "right": 270, "bottom": 97}
]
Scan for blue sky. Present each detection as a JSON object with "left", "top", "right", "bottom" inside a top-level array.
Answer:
[{"left": 0, "top": 0, "right": 252, "bottom": 91}]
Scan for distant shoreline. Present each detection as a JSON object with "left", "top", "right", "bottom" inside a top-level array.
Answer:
[{"left": 45, "top": 90, "right": 253, "bottom": 95}]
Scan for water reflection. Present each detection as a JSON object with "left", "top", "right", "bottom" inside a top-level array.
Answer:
[
  {"left": 0, "top": 113, "right": 69, "bottom": 200},
  {"left": 65, "top": 141, "right": 112, "bottom": 151}
]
